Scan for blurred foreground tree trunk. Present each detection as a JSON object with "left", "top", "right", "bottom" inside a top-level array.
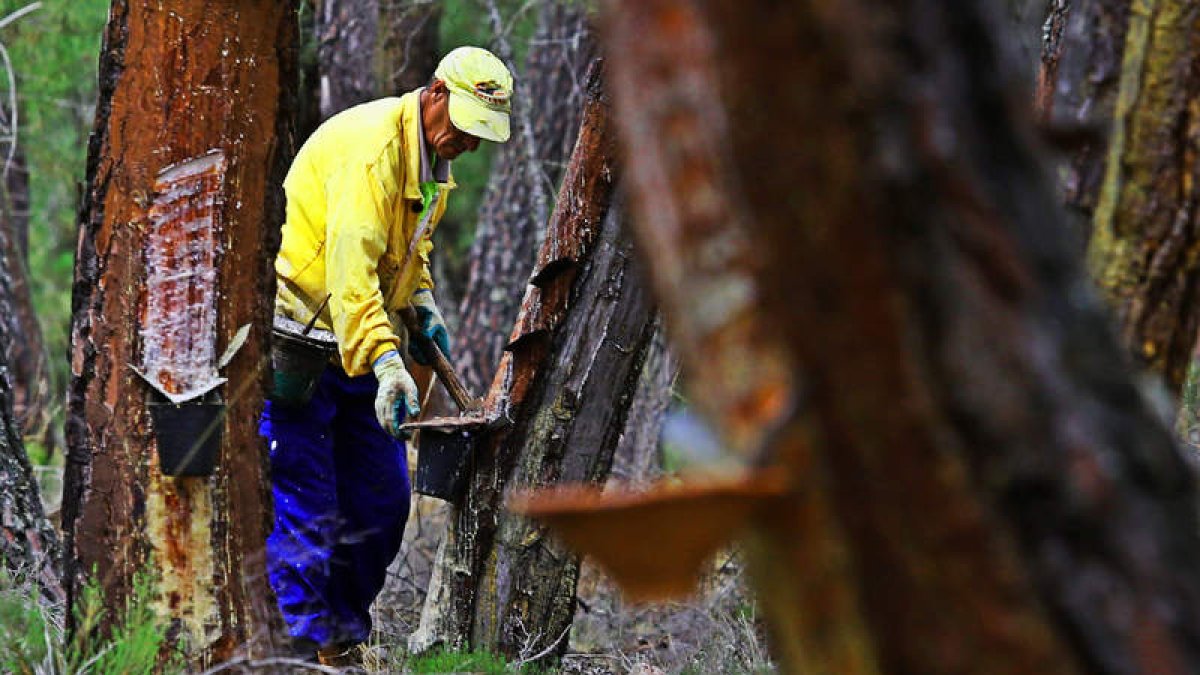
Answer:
[
  {"left": 412, "top": 65, "right": 658, "bottom": 663},
  {"left": 452, "top": 1, "right": 596, "bottom": 393},
  {"left": 64, "top": 1, "right": 296, "bottom": 663},
  {"left": 605, "top": 0, "right": 1200, "bottom": 673},
  {"left": 317, "top": 0, "right": 441, "bottom": 119}
]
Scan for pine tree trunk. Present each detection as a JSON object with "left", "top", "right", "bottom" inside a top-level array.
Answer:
[
  {"left": 609, "top": 323, "right": 675, "bottom": 485},
  {"left": 63, "top": 0, "right": 296, "bottom": 663},
  {"left": 317, "top": 0, "right": 441, "bottom": 119},
  {"left": 606, "top": 0, "right": 1200, "bottom": 672},
  {"left": 1038, "top": 0, "right": 1132, "bottom": 242},
  {"left": 0, "top": 150, "right": 51, "bottom": 450},
  {"left": 0, "top": 167, "right": 61, "bottom": 596},
  {"left": 452, "top": 2, "right": 595, "bottom": 394},
  {"left": 411, "top": 64, "right": 656, "bottom": 662},
  {"left": 1083, "top": 2, "right": 1200, "bottom": 391}
]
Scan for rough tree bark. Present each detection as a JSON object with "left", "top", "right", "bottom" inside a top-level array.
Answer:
[
  {"left": 64, "top": 1, "right": 296, "bottom": 663},
  {"left": 1037, "top": 0, "right": 1131, "bottom": 243},
  {"left": 608, "top": 322, "right": 675, "bottom": 485},
  {"left": 1085, "top": 2, "right": 1200, "bottom": 393},
  {"left": 606, "top": 0, "right": 1200, "bottom": 673},
  {"left": 412, "top": 65, "right": 657, "bottom": 661},
  {"left": 0, "top": 160, "right": 61, "bottom": 597},
  {"left": 0, "top": 149, "right": 52, "bottom": 448},
  {"left": 452, "top": 2, "right": 596, "bottom": 394},
  {"left": 317, "top": 0, "right": 441, "bottom": 119}
]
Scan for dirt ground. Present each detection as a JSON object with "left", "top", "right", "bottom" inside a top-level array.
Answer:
[{"left": 369, "top": 447, "right": 775, "bottom": 674}]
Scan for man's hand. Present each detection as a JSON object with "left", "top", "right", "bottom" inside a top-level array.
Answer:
[
  {"left": 373, "top": 351, "right": 420, "bottom": 438},
  {"left": 409, "top": 289, "right": 451, "bottom": 365}
]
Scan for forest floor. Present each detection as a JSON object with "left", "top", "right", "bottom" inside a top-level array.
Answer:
[{"left": 369, "top": 458, "right": 776, "bottom": 674}]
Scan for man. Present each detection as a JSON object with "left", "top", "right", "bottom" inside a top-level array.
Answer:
[{"left": 262, "top": 46, "right": 513, "bottom": 664}]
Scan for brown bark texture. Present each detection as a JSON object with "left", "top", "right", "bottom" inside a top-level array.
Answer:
[
  {"left": 452, "top": 2, "right": 596, "bottom": 394},
  {"left": 606, "top": 0, "right": 1200, "bottom": 673},
  {"left": 1037, "top": 0, "right": 1131, "bottom": 241},
  {"left": 1086, "top": 1, "right": 1200, "bottom": 392},
  {"left": 64, "top": 0, "right": 296, "bottom": 662},
  {"left": 412, "top": 64, "right": 657, "bottom": 662},
  {"left": 0, "top": 169, "right": 61, "bottom": 598},
  {"left": 0, "top": 150, "right": 52, "bottom": 448},
  {"left": 608, "top": 322, "right": 676, "bottom": 485},
  {"left": 317, "top": 0, "right": 441, "bottom": 119}
]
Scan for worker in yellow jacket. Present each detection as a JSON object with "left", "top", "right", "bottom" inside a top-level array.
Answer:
[{"left": 262, "top": 46, "right": 512, "bottom": 663}]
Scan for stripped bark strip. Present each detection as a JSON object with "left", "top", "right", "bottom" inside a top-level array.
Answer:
[
  {"left": 1088, "top": 0, "right": 1200, "bottom": 391},
  {"left": 65, "top": 0, "right": 295, "bottom": 661}
]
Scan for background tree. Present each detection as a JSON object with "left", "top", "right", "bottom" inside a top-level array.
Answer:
[
  {"left": 0, "top": 149, "right": 51, "bottom": 453},
  {"left": 63, "top": 0, "right": 296, "bottom": 663},
  {"left": 0, "top": 201, "right": 60, "bottom": 598},
  {"left": 411, "top": 65, "right": 659, "bottom": 663},
  {"left": 1037, "top": 0, "right": 1131, "bottom": 242},
  {"left": 450, "top": 0, "right": 595, "bottom": 393},
  {"left": 316, "top": 0, "right": 441, "bottom": 120},
  {"left": 1080, "top": 3, "right": 1200, "bottom": 392},
  {"left": 0, "top": 1, "right": 109, "bottom": 446},
  {"left": 603, "top": 0, "right": 1200, "bottom": 672}
]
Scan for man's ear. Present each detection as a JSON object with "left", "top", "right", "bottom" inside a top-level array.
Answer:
[{"left": 429, "top": 79, "right": 448, "bottom": 96}]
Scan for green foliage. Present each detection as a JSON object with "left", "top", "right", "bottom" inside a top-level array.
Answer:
[{"left": 0, "top": 567, "right": 179, "bottom": 674}]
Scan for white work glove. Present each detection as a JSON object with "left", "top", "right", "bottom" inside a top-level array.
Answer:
[{"left": 373, "top": 350, "right": 420, "bottom": 438}]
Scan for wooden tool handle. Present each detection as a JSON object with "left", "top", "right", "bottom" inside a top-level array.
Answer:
[{"left": 399, "top": 307, "right": 479, "bottom": 412}]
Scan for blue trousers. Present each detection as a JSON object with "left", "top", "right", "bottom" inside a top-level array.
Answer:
[{"left": 262, "top": 365, "right": 411, "bottom": 647}]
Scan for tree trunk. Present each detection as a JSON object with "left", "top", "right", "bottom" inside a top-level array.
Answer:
[
  {"left": 317, "top": 0, "right": 441, "bottom": 119},
  {"left": 606, "top": 0, "right": 1200, "bottom": 673},
  {"left": 1004, "top": 0, "right": 1052, "bottom": 84},
  {"left": 64, "top": 0, "right": 296, "bottom": 663},
  {"left": 609, "top": 322, "right": 675, "bottom": 485},
  {"left": 0, "top": 149, "right": 52, "bottom": 450},
  {"left": 0, "top": 167, "right": 61, "bottom": 597},
  {"left": 1083, "top": 3, "right": 1200, "bottom": 392},
  {"left": 411, "top": 64, "right": 657, "bottom": 662},
  {"left": 452, "top": 2, "right": 596, "bottom": 394},
  {"left": 1037, "top": 0, "right": 1131, "bottom": 243}
]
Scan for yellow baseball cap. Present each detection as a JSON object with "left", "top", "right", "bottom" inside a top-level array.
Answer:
[{"left": 434, "top": 46, "right": 514, "bottom": 143}]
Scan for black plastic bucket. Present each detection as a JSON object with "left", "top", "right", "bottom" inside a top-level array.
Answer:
[
  {"left": 414, "top": 427, "right": 474, "bottom": 502},
  {"left": 148, "top": 393, "right": 224, "bottom": 477},
  {"left": 271, "top": 317, "right": 337, "bottom": 406}
]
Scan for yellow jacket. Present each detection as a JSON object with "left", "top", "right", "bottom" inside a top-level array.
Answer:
[{"left": 276, "top": 92, "right": 455, "bottom": 376}]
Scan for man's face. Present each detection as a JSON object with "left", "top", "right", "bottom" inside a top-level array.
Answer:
[{"left": 423, "top": 80, "right": 482, "bottom": 161}]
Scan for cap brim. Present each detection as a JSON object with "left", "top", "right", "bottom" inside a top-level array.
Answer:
[{"left": 448, "top": 90, "right": 511, "bottom": 143}]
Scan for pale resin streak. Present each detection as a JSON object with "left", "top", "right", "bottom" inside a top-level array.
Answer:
[{"left": 138, "top": 150, "right": 227, "bottom": 403}]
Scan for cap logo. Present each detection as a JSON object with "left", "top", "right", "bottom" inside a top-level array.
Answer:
[{"left": 473, "top": 80, "right": 511, "bottom": 110}]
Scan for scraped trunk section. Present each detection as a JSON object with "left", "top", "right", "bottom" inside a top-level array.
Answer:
[
  {"left": 64, "top": 0, "right": 295, "bottom": 663},
  {"left": 1085, "top": 1, "right": 1199, "bottom": 391},
  {"left": 606, "top": 0, "right": 1200, "bottom": 673},
  {"left": 412, "top": 64, "right": 657, "bottom": 663},
  {"left": 452, "top": 3, "right": 595, "bottom": 393}
]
